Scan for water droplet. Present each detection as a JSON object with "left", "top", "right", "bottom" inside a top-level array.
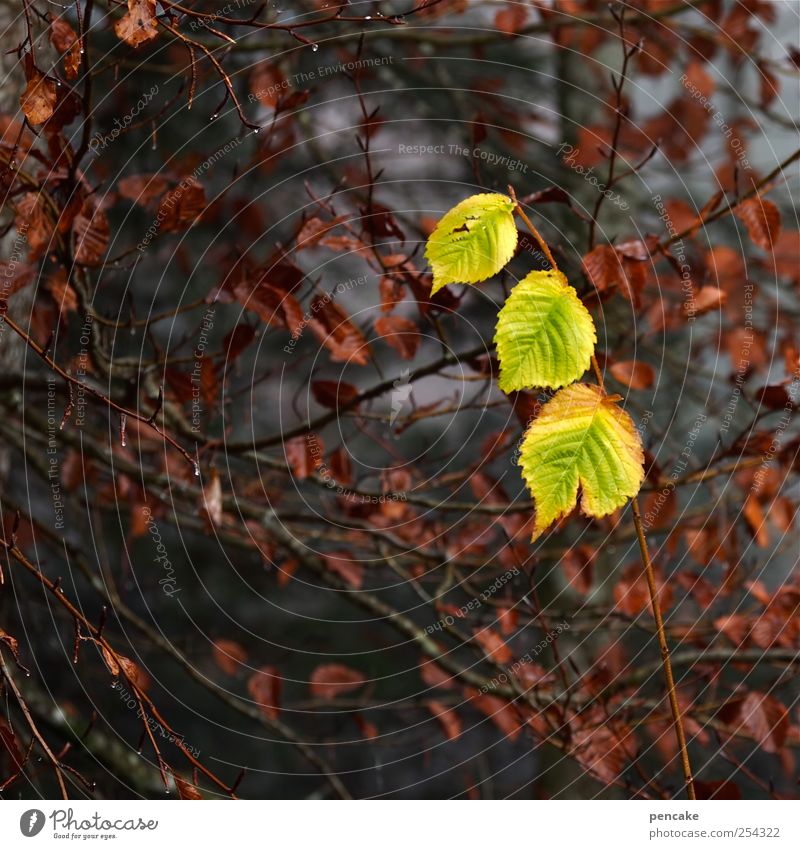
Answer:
[
  {"left": 193, "top": 463, "right": 201, "bottom": 476},
  {"left": 80, "top": 48, "right": 85, "bottom": 54},
  {"left": 253, "top": 127, "right": 260, "bottom": 134},
  {"left": 311, "top": 43, "right": 319, "bottom": 52},
  {"left": 210, "top": 113, "right": 218, "bottom": 121},
  {"left": 365, "top": 15, "right": 371, "bottom": 19}
]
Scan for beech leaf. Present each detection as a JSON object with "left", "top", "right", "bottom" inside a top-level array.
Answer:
[
  {"left": 115, "top": 0, "right": 159, "bottom": 47},
  {"left": 518, "top": 383, "right": 645, "bottom": 539},
  {"left": 495, "top": 269, "right": 596, "bottom": 391},
  {"left": 425, "top": 193, "right": 517, "bottom": 295}
]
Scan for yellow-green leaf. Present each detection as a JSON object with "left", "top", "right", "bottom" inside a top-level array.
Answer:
[
  {"left": 494, "top": 269, "right": 596, "bottom": 392},
  {"left": 518, "top": 383, "right": 644, "bottom": 540},
  {"left": 425, "top": 193, "right": 517, "bottom": 295}
]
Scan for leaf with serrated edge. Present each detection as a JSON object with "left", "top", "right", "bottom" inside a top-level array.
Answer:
[
  {"left": 519, "top": 384, "right": 644, "bottom": 539},
  {"left": 425, "top": 193, "right": 517, "bottom": 295},
  {"left": 495, "top": 269, "right": 596, "bottom": 391}
]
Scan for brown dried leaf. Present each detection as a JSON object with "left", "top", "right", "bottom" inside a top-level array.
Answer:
[
  {"left": 691, "top": 285, "right": 726, "bottom": 316},
  {"left": 15, "top": 192, "right": 54, "bottom": 261},
  {"left": 323, "top": 551, "right": 364, "bottom": 589},
  {"left": 311, "top": 380, "right": 360, "bottom": 410},
  {"left": 46, "top": 269, "right": 78, "bottom": 316},
  {"left": 309, "top": 664, "right": 365, "bottom": 701},
  {"left": 200, "top": 468, "right": 223, "bottom": 529},
  {"left": 582, "top": 245, "right": 622, "bottom": 293},
  {"left": 419, "top": 657, "right": 455, "bottom": 691},
  {"left": 374, "top": 315, "right": 420, "bottom": 360},
  {"left": 115, "top": 0, "right": 159, "bottom": 48},
  {"left": 118, "top": 174, "right": 170, "bottom": 208},
  {"left": 735, "top": 197, "right": 781, "bottom": 250},
  {"left": 308, "top": 297, "right": 370, "bottom": 365},
  {"left": 212, "top": 639, "right": 248, "bottom": 676},
  {"left": 614, "top": 561, "right": 673, "bottom": 618},
  {"left": 247, "top": 665, "right": 282, "bottom": 720},
  {"left": 737, "top": 692, "right": 789, "bottom": 754},
  {"left": 561, "top": 545, "right": 595, "bottom": 596},
  {"left": 495, "top": 4, "right": 527, "bottom": 34},
  {"left": 0, "top": 629, "right": 21, "bottom": 664},
  {"left": 466, "top": 689, "right": 521, "bottom": 741},
  {"left": 428, "top": 700, "right": 462, "bottom": 740},
  {"left": 285, "top": 433, "right": 323, "bottom": 480},
  {"left": 72, "top": 198, "right": 110, "bottom": 266},
  {"left": 173, "top": 772, "right": 203, "bottom": 799},
  {"left": 20, "top": 59, "right": 56, "bottom": 125},
  {"left": 609, "top": 360, "right": 655, "bottom": 390},
  {"left": 49, "top": 16, "right": 82, "bottom": 80},
  {"left": 472, "top": 628, "right": 512, "bottom": 664},
  {"left": 157, "top": 177, "right": 206, "bottom": 233}
]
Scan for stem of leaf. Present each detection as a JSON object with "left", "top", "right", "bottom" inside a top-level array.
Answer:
[
  {"left": 508, "top": 187, "right": 559, "bottom": 271},
  {"left": 511, "top": 190, "right": 696, "bottom": 800},
  {"left": 632, "top": 500, "right": 697, "bottom": 800}
]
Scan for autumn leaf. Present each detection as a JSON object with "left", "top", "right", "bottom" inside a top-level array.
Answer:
[
  {"left": 14, "top": 193, "right": 54, "bottom": 260},
  {"left": 49, "top": 16, "right": 82, "bottom": 80},
  {"left": 374, "top": 315, "right": 420, "bottom": 360},
  {"left": 307, "top": 297, "right": 370, "bottom": 365},
  {"left": 115, "top": 0, "right": 159, "bottom": 47},
  {"left": 428, "top": 700, "right": 462, "bottom": 740},
  {"left": 518, "top": 384, "right": 645, "bottom": 539},
  {"left": 425, "top": 193, "right": 518, "bottom": 295},
  {"left": 472, "top": 627, "right": 512, "bottom": 664},
  {"left": 247, "top": 665, "right": 282, "bottom": 720},
  {"left": 730, "top": 692, "right": 789, "bottom": 754},
  {"left": 495, "top": 4, "right": 527, "bottom": 34},
  {"left": 72, "top": 199, "right": 110, "bottom": 266},
  {"left": 311, "top": 380, "right": 360, "bottom": 410},
  {"left": 118, "top": 174, "right": 170, "bottom": 208},
  {"left": 571, "top": 711, "right": 630, "bottom": 785},
  {"left": 609, "top": 360, "right": 656, "bottom": 390},
  {"left": 466, "top": 689, "right": 522, "bottom": 741},
  {"left": 157, "top": 178, "right": 206, "bottom": 232},
  {"left": 419, "top": 657, "right": 455, "bottom": 691},
  {"left": 323, "top": 551, "right": 364, "bottom": 589},
  {"left": 494, "top": 269, "right": 596, "bottom": 392},
  {"left": 200, "top": 468, "right": 223, "bottom": 529},
  {"left": 212, "top": 639, "right": 247, "bottom": 676},
  {"left": 0, "top": 630, "right": 22, "bottom": 666},
  {"left": 309, "top": 664, "right": 365, "bottom": 700},
  {"left": 20, "top": 59, "right": 56, "bottom": 125},
  {"left": 284, "top": 433, "right": 324, "bottom": 479},
  {"left": 735, "top": 197, "right": 781, "bottom": 250},
  {"left": 173, "top": 773, "right": 203, "bottom": 799},
  {"left": 691, "top": 285, "right": 727, "bottom": 316}
]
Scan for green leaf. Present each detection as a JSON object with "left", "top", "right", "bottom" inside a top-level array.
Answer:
[
  {"left": 494, "top": 269, "right": 596, "bottom": 392},
  {"left": 425, "top": 193, "right": 517, "bottom": 295},
  {"left": 518, "top": 383, "right": 644, "bottom": 540}
]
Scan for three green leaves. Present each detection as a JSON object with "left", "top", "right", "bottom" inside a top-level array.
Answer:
[{"left": 425, "top": 192, "right": 644, "bottom": 539}]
